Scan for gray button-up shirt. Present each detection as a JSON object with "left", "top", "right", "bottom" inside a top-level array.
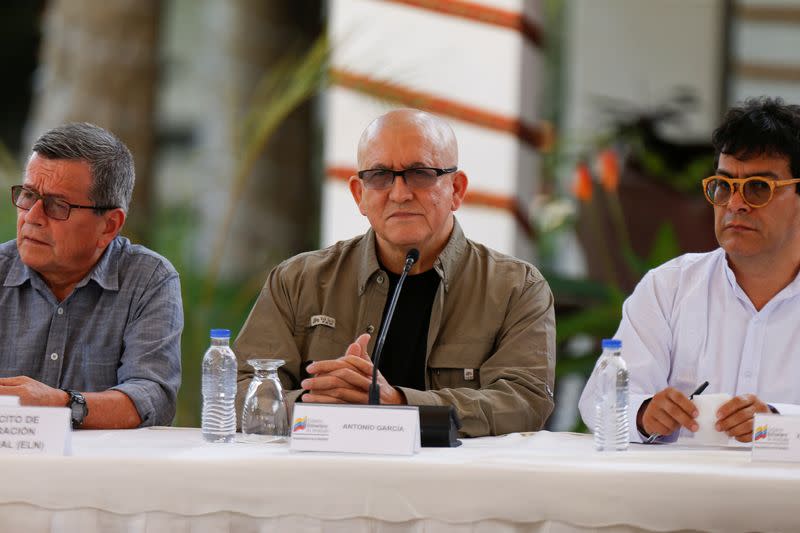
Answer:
[{"left": 0, "top": 236, "right": 183, "bottom": 426}]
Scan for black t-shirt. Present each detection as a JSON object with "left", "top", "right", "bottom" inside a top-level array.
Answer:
[{"left": 375, "top": 265, "right": 441, "bottom": 391}]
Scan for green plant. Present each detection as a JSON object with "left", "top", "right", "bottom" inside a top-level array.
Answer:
[
  {"left": 0, "top": 142, "right": 20, "bottom": 242},
  {"left": 0, "top": 33, "right": 331, "bottom": 428},
  {"left": 173, "top": 33, "right": 331, "bottom": 426},
  {"left": 203, "top": 33, "right": 330, "bottom": 303},
  {"left": 592, "top": 89, "right": 714, "bottom": 194},
  {"left": 150, "top": 204, "right": 263, "bottom": 425},
  {"left": 533, "top": 148, "right": 683, "bottom": 431}
]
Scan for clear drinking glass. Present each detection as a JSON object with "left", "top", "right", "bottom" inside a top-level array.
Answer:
[{"left": 241, "top": 359, "right": 289, "bottom": 442}]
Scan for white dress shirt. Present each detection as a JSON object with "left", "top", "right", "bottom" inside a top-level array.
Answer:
[{"left": 578, "top": 248, "right": 800, "bottom": 443}]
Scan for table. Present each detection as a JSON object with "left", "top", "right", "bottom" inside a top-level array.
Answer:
[{"left": 2, "top": 428, "right": 799, "bottom": 532}]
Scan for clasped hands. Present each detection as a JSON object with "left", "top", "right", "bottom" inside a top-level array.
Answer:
[
  {"left": 639, "top": 387, "right": 771, "bottom": 442},
  {"left": 300, "top": 333, "right": 405, "bottom": 405}
]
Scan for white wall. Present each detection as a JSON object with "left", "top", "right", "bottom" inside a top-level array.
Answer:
[
  {"left": 564, "top": 0, "right": 726, "bottom": 143},
  {"left": 729, "top": 0, "right": 800, "bottom": 105}
]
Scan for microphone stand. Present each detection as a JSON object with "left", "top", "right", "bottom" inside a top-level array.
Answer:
[{"left": 368, "top": 249, "right": 418, "bottom": 405}]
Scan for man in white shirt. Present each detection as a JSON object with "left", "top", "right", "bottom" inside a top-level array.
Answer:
[{"left": 579, "top": 97, "right": 800, "bottom": 443}]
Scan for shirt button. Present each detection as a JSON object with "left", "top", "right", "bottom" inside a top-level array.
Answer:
[
  {"left": 744, "top": 371, "right": 752, "bottom": 378},
  {"left": 50, "top": 353, "right": 59, "bottom": 361},
  {"left": 376, "top": 275, "right": 384, "bottom": 284},
  {"left": 366, "top": 325, "right": 375, "bottom": 334},
  {"left": 57, "top": 307, "right": 64, "bottom": 315}
]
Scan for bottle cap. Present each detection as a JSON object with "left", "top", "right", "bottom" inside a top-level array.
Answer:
[
  {"left": 601, "top": 338, "right": 622, "bottom": 350},
  {"left": 210, "top": 328, "right": 231, "bottom": 339}
]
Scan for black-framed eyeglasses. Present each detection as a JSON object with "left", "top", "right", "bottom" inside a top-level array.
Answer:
[
  {"left": 357, "top": 167, "right": 457, "bottom": 190},
  {"left": 701, "top": 175, "right": 800, "bottom": 209},
  {"left": 11, "top": 185, "right": 117, "bottom": 221}
]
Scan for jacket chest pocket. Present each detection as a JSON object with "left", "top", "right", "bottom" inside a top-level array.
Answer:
[
  {"left": 428, "top": 341, "right": 492, "bottom": 389},
  {"left": 301, "top": 327, "right": 352, "bottom": 380}
]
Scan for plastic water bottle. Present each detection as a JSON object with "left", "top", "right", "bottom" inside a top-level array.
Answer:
[
  {"left": 202, "top": 329, "right": 237, "bottom": 443},
  {"left": 593, "top": 338, "right": 629, "bottom": 451}
]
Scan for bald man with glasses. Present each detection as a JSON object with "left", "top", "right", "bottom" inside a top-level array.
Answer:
[
  {"left": 579, "top": 97, "right": 800, "bottom": 444},
  {"left": 0, "top": 123, "right": 182, "bottom": 429},
  {"left": 235, "top": 109, "right": 556, "bottom": 437}
]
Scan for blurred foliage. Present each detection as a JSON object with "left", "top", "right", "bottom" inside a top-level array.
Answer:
[
  {"left": 534, "top": 38, "right": 706, "bottom": 431},
  {"left": 0, "top": 143, "right": 20, "bottom": 242},
  {"left": 173, "top": 33, "right": 330, "bottom": 427},
  {"left": 541, "top": 0, "right": 567, "bottom": 128},
  {"left": 0, "top": 31, "right": 330, "bottom": 428},
  {"left": 204, "top": 33, "right": 330, "bottom": 299},
  {"left": 150, "top": 205, "right": 263, "bottom": 426},
  {"left": 534, "top": 145, "right": 682, "bottom": 432},
  {"left": 593, "top": 89, "right": 714, "bottom": 193},
  {"left": 547, "top": 222, "right": 680, "bottom": 380}
]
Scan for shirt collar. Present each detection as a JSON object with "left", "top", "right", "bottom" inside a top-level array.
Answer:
[
  {"left": 3, "top": 248, "right": 31, "bottom": 287},
  {"left": 83, "top": 237, "right": 120, "bottom": 291},
  {"left": 356, "top": 217, "right": 468, "bottom": 295},
  {"left": 2, "top": 237, "right": 120, "bottom": 292},
  {"left": 721, "top": 252, "right": 745, "bottom": 302},
  {"left": 721, "top": 250, "right": 800, "bottom": 310}
]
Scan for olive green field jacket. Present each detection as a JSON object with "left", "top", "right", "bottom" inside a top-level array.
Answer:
[{"left": 234, "top": 220, "right": 555, "bottom": 437}]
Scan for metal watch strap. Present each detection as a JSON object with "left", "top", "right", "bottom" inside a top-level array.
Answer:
[{"left": 64, "top": 390, "right": 88, "bottom": 429}]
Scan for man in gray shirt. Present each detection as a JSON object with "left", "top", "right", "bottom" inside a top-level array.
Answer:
[{"left": 0, "top": 123, "right": 182, "bottom": 428}]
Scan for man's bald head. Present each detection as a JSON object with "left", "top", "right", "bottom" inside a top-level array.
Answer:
[
  {"left": 348, "top": 108, "right": 468, "bottom": 273},
  {"left": 356, "top": 109, "right": 458, "bottom": 169}
]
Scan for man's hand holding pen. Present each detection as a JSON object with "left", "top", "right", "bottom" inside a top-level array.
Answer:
[
  {"left": 638, "top": 387, "right": 700, "bottom": 440},
  {"left": 639, "top": 382, "right": 772, "bottom": 443}
]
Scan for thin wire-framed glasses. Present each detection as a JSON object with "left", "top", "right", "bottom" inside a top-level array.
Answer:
[
  {"left": 11, "top": 185, "right": 117, "bottom": 221},
  {"left": 701, "top": 175, "right": 800, "bottom": 209},
  {"left": 357, "top": 167, "right": 457, "bottom": 190}
]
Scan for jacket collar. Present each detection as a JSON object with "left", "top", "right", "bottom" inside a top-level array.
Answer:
[{"left": 356, "top": 217, "right": 468, "bottom": 295}]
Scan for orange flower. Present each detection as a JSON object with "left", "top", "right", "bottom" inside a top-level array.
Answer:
[
  {"left": 572, "top": 162, "right": 593, "bottom": 202},
  {"left": 598, "top": 148, "right": 620, "bottom": 192}
]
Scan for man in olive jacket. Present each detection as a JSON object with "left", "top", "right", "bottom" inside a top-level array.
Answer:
[{"left": 235, "top": 109, "right": 555, "bottom": 437}]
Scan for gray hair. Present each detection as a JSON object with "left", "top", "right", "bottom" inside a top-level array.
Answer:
[{"left": 31, "top": 122, "right": 135, "bottom": 213}]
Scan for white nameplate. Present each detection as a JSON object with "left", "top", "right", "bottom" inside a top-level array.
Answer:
[
  {"left": 751, "top": 414, "right": 800, "bottom": 463},
  {"left": 290, "top": 403, "right": 420, "bottom": 455},
  {"left": 0, "top": 406, "right": 71, "bottom": 456}
]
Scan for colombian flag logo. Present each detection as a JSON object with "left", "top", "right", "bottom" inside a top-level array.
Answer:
[
  {"left": 293, "top": 416, "right": 308, "bottom": 432},
  {"left": 754, "top": 425, "right": 768, "bottom": 441}
]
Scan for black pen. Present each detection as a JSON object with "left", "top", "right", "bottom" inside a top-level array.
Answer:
[
  {"left": 689, "top": 381, "right": 709, "bottom": 399},
  {"left": 644, "top": 381, "right": 710, "bottom": 444}
]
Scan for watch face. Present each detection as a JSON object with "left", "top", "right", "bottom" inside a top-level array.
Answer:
[{"left": 67, "top": 391, "right": 88, "bottom": 427}]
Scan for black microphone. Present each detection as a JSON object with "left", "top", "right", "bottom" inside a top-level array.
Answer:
[{"left": 368, "top": 248, "right": 419, "bottom": 405}]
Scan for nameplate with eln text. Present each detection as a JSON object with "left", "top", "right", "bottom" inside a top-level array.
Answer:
[
  {"left": 0, "top": 405, "right": 71, "bottom": 456},
  {"left": 290, "top": 403, "right": 420, "bottom": 455}
]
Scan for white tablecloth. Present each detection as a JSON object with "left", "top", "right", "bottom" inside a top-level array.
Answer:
[{"left": 3, "top": 428, "right": 799, "bottom": 532}]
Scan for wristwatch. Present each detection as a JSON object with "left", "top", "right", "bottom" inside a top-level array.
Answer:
[{"left": 64, "top": 390, "right": 88, "bottom": 429}]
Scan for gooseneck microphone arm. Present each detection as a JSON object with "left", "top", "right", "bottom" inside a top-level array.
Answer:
[{"left": 368, "top": 248, "right": 420, "bottom": 405}]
